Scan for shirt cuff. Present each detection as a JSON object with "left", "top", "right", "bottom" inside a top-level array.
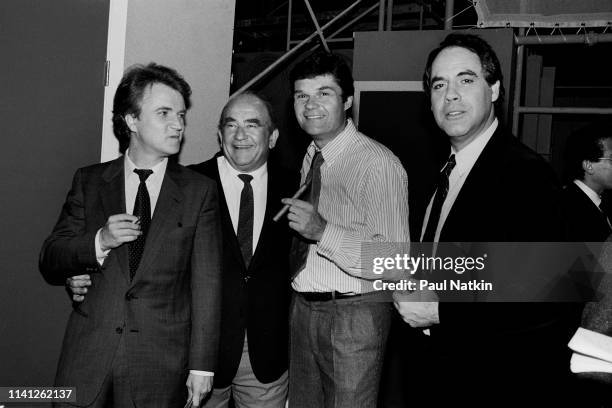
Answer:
[
  {"left": 95, "top": 228, "right": 111, "bottom": 266},
  {"left": 189, "top": 370, "right": 214, "bottom": 376}
]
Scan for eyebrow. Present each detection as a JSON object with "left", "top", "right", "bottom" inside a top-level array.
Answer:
[
  {"left": 431, "top": 69, "right": 479, "bottom": 84},
  {"left": 154, "top": 105, "right": 185, "bottom": 113},
  {"left": 293, "top": 85, "right": 338, "bottom": 94},
  {"left": 222, "top": 116, "right": 263, "bottom": 126}
]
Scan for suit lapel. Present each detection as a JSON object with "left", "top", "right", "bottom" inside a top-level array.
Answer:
[
  {"left": 250, "top": 168, "right": 282, "bottom": 273},
  {"left": 100, "top": 157, "right": 130, "bottom": 282},
  {"left": 134, "top": 161, "right": 183, "bottom": 281},
  {"left": 440, "top": 129, "right": 501, "bottom": 240},
  {"left": 214, "top": 163, "right": 248, "bottom": 273}
]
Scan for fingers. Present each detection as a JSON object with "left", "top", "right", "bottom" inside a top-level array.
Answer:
[
  {"left": 281, "top": 198, "right": 312, "bottom": 211},
  {"left": 107, "top": 213, "right": 139, "bottom": 223},
  {"left": 100, "top": 213, "right": 143, "bottom": 250},
  {"left": 66, "top": 276, "right": 90, "bottom": 303}
]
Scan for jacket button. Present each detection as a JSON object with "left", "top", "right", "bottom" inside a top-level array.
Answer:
[
  {"left": 115, "top": 327, "right": 123, "bottom": 334},
  {"left": 125, "top": 293, "right": 133, "bottom": 300}
]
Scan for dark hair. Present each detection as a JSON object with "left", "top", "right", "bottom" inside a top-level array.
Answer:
[
  {"left": 564, "top": 121, "right": 612, "bottom": 182},
  {"left": 423, "top": 33, "right": 505, "bottom": 104},
  {"left": 289, "top": 51, "right": 354, "bottom": 102},
  {"left": 218, "top": 91, "right": 277, "bottom": 133},
  {"left": 112, "top": 63, "right": 192, "bottom": 153}
]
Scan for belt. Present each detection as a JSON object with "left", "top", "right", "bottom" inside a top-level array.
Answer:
[{"left": 298, "top": 291, "right": 363, "bottom": 302}]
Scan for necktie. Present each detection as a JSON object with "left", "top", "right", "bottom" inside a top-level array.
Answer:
[
  {"left": 237, "top": 174, "right": 254, "bottom": 268},
  {"left": 290, "top": 151, "right": 324, "bottom": 277},
  {"left": 422, "top": 154, "right": 456, "bottom": 243},
  {"left": 129, "top": 169, "right": 153, "bottom": 280}
]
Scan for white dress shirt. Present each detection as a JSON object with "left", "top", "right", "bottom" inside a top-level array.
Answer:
[
  {"left": 574, "top": 179, "right": 602, "bottom": 209},
  {"left": 216, "top": 155, "right": 268, "bottom": 251},
  {"left": 421, "top": 119, "right": 498, "bottom": 242},
  {"left": 95, "top": 151, "right": 168, "bottom": 263}
]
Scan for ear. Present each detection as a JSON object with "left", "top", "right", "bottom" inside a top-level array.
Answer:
[
  {"left": 490, "top": 80, "right": 500, "bottom": 103},
  {"left": 217, "top": 129, "right": 223, "bottom": 147},
  {"left": 125, "top": 114, "right": 138, "bottom": 133},
  {"left": 583, "top": 160, "right": 594, "bottom": 175},
  {"left": 343, "top": 95, "right": 353, "bottom": 111},
  {"left": 268, "top": 129, "right": 279, "bottom": 149}
]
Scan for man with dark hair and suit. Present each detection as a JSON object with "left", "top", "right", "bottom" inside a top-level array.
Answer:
[
  {"left": 563, "top": 121, "right": 612, "bottom": 406},
  {"left": 393, "top": 33, "right": 577, "bottom": 405},
  {"left": 189, "top": 92, "right": 293, "bottom": 408},
  {"left": 41, "top": 62, "right": 222, "bottom": 408},
  {"left": 562, "top": 121, "right": 612, "bottom": 242},
  {"left": 282, "top": 51, "right": 410, "bottom": 408}
]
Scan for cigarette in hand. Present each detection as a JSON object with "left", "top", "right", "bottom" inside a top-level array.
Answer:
[{"left": 273, "top": 183, "right": 309, "bottom": 222}]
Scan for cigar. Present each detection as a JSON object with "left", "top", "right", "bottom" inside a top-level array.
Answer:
[{"left": 273, "top": 183, "right": 309, "bottom": 222}]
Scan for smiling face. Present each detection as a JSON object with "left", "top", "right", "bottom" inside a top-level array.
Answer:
[
  {"left": 126, "top": 82, "right": 186, "bottom": 167},
  {"left": 218, "top": 95, "right": 278, "bottom": 172},
  {"left": 429, "top": 46, "right": 500, "bottom": 151},
  {"left": 293, "top": 74, "right": 353, "bottom": 149}
]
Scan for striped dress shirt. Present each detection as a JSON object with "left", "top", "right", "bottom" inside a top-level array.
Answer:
[{"left": 292, "top": 119, "right": 410, "bottom": 293}]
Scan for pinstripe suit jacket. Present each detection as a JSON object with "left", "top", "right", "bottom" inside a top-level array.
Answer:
[{"left": 40, "top": 157, "right": 222, "bottom": 407}]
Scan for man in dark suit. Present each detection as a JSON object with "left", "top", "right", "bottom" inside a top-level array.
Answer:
[
  {"left": 393, "top": 33, "right": 578, "bottom": 406},
  {"left": 189, "top": 92, "right": 293, "bottom": 407},
  {"left": 562, "top": 121, "right": 612, "bottom": 242},
  {"left": 40, "top": 63, "right": 222, "bottom": 408},
  {"left": 564, "top": 122, "right": 612, "bottom": 406}
]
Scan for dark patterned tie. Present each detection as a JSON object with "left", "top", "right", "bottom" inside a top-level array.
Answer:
[
  {"left": 129, "top": 169, "right": 153, "bottom": 280},
  {"left": 237, "top": 174, "right": 254, "bottom": 268},
  {"left": 290, "top": 151, "right": 324, "bottom": 278},
  {"left": 422, "top": 154, "right": 456, "bottom": 243}
]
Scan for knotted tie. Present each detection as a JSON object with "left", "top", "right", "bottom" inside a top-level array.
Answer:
[
  {"left": 422, "top": 154, "right": 456, "bottom": 243},
  {"left": 237, "top": 174, "right": 254, "bottom": 267},
  {"left": 129, "top": 169, "right": 153, "bottom": 280},
  {"left": 289, "top": 151, "right": 324, "bottom": 277}
]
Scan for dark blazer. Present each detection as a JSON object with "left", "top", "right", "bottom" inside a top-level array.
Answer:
[
  {"left": 561, "top": 182, "right": 612, "bottom": 242},
  {"left": 40, "top": 157, "right": 222, "bottom": 408},
  {"left": 189, "top": 156, "right": 294, "bottom": 387},
  {"left": 428, "top": 127, "right": 580, "bottom": 404}
]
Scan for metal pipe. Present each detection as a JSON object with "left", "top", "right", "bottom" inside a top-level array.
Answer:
[
  {"left": 326, "top": 2, "right": 380, "bottom": 42},
  {"left": 512, "top": 28, "right": 525, "bottom": 136},
  {"left": 286, "top": 0, "right": 293, "bottom": 51},
  {"left": 303, "top": 0, "right": 330, "bottom": 52},
  {"left": 378, "top": 0, "right": 385, "bottom": 31},
  {"left": 385, "top": 0, "right": 393, "bottom": 31},
  {"left": 444, "top": 0, "right": 454, "bottom": 30},
  {"left": 515, "top": 32, "right": 612, "bottom": 45},
  {"left": 517, "top": 106, "right": 612, "bottom": 115},
  {"left": 419, "top": 4, "right": 424, "bottom": 30},
  {"left": 230, "top": 0, "right": 363, "bottom": 97}
]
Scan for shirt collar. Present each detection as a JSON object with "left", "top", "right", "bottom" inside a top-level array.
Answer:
[
  {"left": 218, "top": 155, "right": 267, "bottom": 183},
  {"left": 450, "top": 118, "right": 498, "bottom": 176},
  {"left": 124, "top": 149, "right": 168, "bottom": 178},
  {"left": 306, "top": 118, "right": 358, "bottom": 166},
  {"left": 574, "top": 179, "right": 602, "bottom": 207}
]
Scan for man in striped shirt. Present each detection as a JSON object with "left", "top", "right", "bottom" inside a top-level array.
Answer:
[{"left": 281, "top": 51, "right": 410, "bottom": 408}]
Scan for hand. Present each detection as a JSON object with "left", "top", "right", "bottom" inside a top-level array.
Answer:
[
  {"left": 186, "top": 374, "right": 212, "bottom": 407},
  {"left": 99, "top": 213, "right": 141, "bottom": 251},
  {"left": 393, "top": 288, "right": 440, "bottom": 328},
  {"left": 281, "top": 198, "right": 327, "bottom": 241},
  {"left": 66, "top": 274, "right": 91, "bottom": 302}
]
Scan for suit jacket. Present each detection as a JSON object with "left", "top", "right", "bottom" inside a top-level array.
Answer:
[
  {"left": 428, "top": 127, "right": 580, "bottom": 404},
  {"left": 561, "top": 182, "right": 612, "bottom": 242},
  {"left": 189, "top": 156, "right": 294, "bottom": 387},
  {"left": 40, "top": 157, "right": 222, "bottom": 408}
]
